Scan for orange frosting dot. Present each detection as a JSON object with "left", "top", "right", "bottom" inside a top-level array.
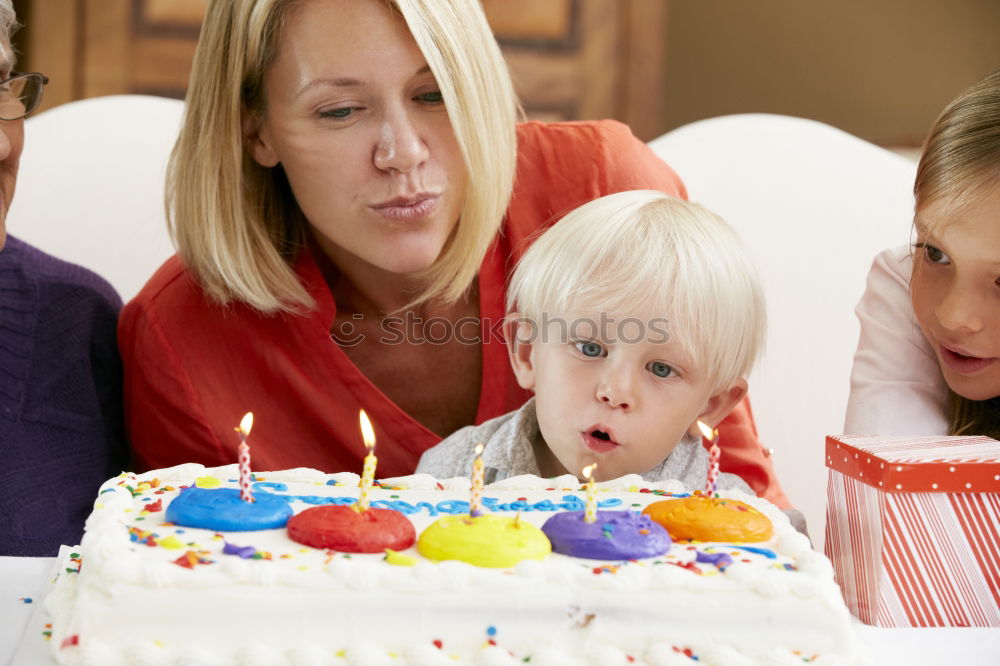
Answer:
[{"left": 642, "top": 496, "right": 773, "bottom": 542}]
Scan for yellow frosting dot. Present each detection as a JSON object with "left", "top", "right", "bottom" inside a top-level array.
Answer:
[
  {"left": 137, "top": 483, "right": 152, "bottom": 492},
  {"left": 417, "top": 514, "right": 550, "bottom": 568},
  {"left": 297, "top": 565, "right": 309, "bottom": 571},
  {"left": 95, "top": 503, "right": 104, "bottom": 510},
  {"left": 195, "top": 476, "right": 222, "bottom": 489},
  {"left": 335, "top": 649, "right": 346, "bottom": 658},
  {"left": 384, "top": 549, "right": 417, "bottom": 567},
  {"left": 157, "top": 536, "right": 185, "bottom": 550}
]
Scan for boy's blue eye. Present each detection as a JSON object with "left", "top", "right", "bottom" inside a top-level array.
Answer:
[
  {"left": 575, "top": 341, "right": 605, "bottom": 358},
  {"left": 647, "top": 361, "right": 674, "bottom": 378}
]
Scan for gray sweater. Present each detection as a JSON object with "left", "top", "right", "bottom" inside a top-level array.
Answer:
[{"left": 417, "top": 398, "right": 753, "bottom": 492}]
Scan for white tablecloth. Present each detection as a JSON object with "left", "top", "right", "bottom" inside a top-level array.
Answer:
[{"left": 3, "top": 555, "right": 999, "bottom": 665}]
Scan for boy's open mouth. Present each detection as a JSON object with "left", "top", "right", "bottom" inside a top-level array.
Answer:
[{"left": 582, "top": 426, "right": 620, "bottom": 454}]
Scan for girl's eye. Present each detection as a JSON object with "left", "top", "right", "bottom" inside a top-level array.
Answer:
[
  {"left": 574, "top": 341, "right": 605, "bottom": 358},
  {"left": 319, "top": 107, "right": 358, "bottom": 120},
  {"left": 416, "top": 91, "right": 444, "bottom": 104},
  {"left": 647, "top": 361, "right": 675, "bottom": 378},
  {"left": 914, "top": 241, "right": 950, "bottom": 265}
]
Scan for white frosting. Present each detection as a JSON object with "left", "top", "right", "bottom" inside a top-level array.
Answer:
[{"left": 46, "top": 464, "right": 870, "bottom": 665}]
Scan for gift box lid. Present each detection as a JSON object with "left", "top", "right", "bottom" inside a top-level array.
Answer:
[{"left": 826, "top": 435, "right": 1000, "bottom": 493}]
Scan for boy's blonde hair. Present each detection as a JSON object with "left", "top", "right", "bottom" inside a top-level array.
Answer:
[
  {"left": 913, "top": 69, "right": 1000, "bottom": 438},
  {"left": 168, "top": 0, "right": 517, "bottom": 313},
  {"left": 507, "top": 190, "right": 766, "bottom": 393}
]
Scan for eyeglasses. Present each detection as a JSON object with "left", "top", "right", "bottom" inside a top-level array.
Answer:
[{"left": 0, "top": 72, "right": 49, "bottom": 121}]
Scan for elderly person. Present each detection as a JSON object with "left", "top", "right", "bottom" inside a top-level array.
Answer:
[
  {"left": 121, "top": 0, "right": 790, "bottom": 507},
  {"left": 0, "top": 1, "right": 127, "bottom": 555}
]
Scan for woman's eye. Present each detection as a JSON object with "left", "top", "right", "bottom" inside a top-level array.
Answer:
[
  {"left": 319, "top": 107, "right": 357, "bottom": 120},
  {"left": 914, "top": 242, "right": 950, "bottom": 265},
  {"left": 647, "top": 361, "right": 675, "bottom": 378},
  {"left": 416, "top": 91, "right": 444, "bottom": 104},
  {"left": 575, "top": 341, "right": 605, "bottom": 358}
]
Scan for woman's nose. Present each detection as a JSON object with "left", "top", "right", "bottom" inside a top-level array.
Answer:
[
  {"left": 935, "top": 281, "right": 985, "bottom": 333},
  {"left": 373, "top": 111, "right": 429, "bottom": 174}
]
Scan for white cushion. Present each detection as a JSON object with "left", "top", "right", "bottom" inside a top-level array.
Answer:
[
  {"left": 649, "top": 113, "right": 918, "bottom": 548},
  {"left": 8, "top": 94, "right": 182, "bottom": 302}
]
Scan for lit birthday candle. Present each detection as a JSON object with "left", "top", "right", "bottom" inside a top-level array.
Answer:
[
  {"left": 237, "top": 412, "right": 254, "bottom": 502},
  {"left": 583, "top": 463, "right": 598, "bottom": 523},
  {"left": 469, "top": 443, "right": 485, "bottom": 517},
  {"left": 697, "top": 420, "right": 720, "bottom": 498},
  {"left": 356, "top": 410, "right": 377, "bottom": 512}
]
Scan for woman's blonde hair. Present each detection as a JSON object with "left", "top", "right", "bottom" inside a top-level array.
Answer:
[
  {"left": 913, "top": 69, "right": 1000, "bottom": 438},
  {"left": 168, "top": 0, "right": 517, "bottom": 313},
  {"left": 506, "top": 190, "right": 766, "bottom": 393}
]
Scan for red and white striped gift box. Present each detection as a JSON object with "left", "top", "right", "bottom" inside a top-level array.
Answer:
[{"left": 824, "top": 434, "right": 1000, "bottom": 627}]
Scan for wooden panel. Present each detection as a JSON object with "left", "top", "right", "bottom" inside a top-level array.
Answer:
[
  {"left": 81, "top": 0, "right": 130, "bottom": 98},
  {"left": 143, "top": 0, "right": 208, "bottom": 26},
  {"left": 23, "top": 0, "right": 78, "bottom": 111},
  {"left": 577, "top": 0, "right": 618, "bottom": 120},
  {"left": 131, "top": 37, "right": 198, "bottom": 95},
  {"left": 483, "top": 0, "right": 572, "bottom": 42},
  {"left": 623, "top": 0, "right": 667, "bottom": 140},
  {"left": 504, "top": 51, "right": 580, "bottom": 109}
]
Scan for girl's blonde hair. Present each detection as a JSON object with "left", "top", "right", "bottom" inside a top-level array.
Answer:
[
  {"left": 507, "top": 190, "right": 766, "bottom": 393},
  {"left": 168, "top": 0, "right": 517, "bottom": 313},
  {"left": 913, "top": 69, "right": 1000, "bottom": 438}
]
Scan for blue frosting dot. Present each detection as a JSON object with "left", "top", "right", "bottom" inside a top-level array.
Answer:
[{"left": 486, "top": 626, "right": 497, "bottom": 637}]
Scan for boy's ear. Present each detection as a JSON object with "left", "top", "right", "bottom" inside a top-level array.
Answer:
[
  {"left": 243, "top": 111, "right": 280, "bottom": 168},
  {"left": 687, "top": 378, "right": 748, "bottom": 438},
  {"left": 505, "top": 313, "right": 537, "bottom": 391}
]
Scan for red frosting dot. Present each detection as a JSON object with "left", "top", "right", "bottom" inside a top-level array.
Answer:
[
  {"left": 433, "top": 639, "right": 443, "bottom": 649},
  {"left": 287, "top": 506, "right": 416, "bottom": 553}
]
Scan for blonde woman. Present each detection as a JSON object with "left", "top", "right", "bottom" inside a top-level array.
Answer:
[
  {"left": 846, "top": 69, "right": 1000, "bottom": 437},
  {"left": 121, "top": 0, "right": 789, "bottom": 506}
]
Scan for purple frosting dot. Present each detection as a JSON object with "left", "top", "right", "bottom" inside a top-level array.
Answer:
[
  {"left": 222, "top": 542, "right": 257, "bottom": 559},
  {"left": 542, "top": 511, "right": 671, "bottom": 560}
]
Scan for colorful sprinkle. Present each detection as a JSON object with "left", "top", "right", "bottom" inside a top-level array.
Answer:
[
  {"left": 157, "top": 535, "right": 185, "bottom": 550},
  {"left": 384, "top": 549, "right": 417, "bottom": 566},
  {"left": 194, "top": 476, "right": 221, "bottom": 489}
]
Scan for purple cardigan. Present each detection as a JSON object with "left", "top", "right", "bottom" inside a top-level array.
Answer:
[{"left": 0, "top": 236, "right": 127, "bottom": 555}]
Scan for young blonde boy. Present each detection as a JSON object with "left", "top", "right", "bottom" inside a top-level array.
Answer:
[{"left": 418, "top": 190, "right": 764, "bottom": 494}]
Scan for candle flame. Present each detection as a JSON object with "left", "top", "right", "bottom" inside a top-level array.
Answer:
[
  {"left": 582, "top": 463, "right": 597, "bottom": 480},
  {"left": 359, "top": 410, "right": 376, "bottom": 451},
  {"left": 239, "top": 412, "right": 254, "bottom": 436},
  {"left": 696, "top": 420, "right": 714, "bottom": 440},
  {"left": 474, "top": 443, "right": 484, "bottom": 456}
]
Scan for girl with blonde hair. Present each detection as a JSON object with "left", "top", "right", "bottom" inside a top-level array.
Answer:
[
  {"left": 846, "top": 69, "right": 1000, "bottom": 437},
  {"left": 121, "top": 0, "right": 788, "bottom": 506}
]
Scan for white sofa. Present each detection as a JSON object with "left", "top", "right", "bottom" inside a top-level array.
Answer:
[{"left": 8, "top": 97, "right": 920, "bottom": 548}]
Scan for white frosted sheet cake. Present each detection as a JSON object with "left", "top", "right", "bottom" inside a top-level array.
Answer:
[{"left": 46, "top": 464, "right": 868, "bottom": 665}]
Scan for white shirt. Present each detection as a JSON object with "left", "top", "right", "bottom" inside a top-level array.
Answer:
[{"left": 844, "top": 245, "right": 948, "bottom": 434}]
